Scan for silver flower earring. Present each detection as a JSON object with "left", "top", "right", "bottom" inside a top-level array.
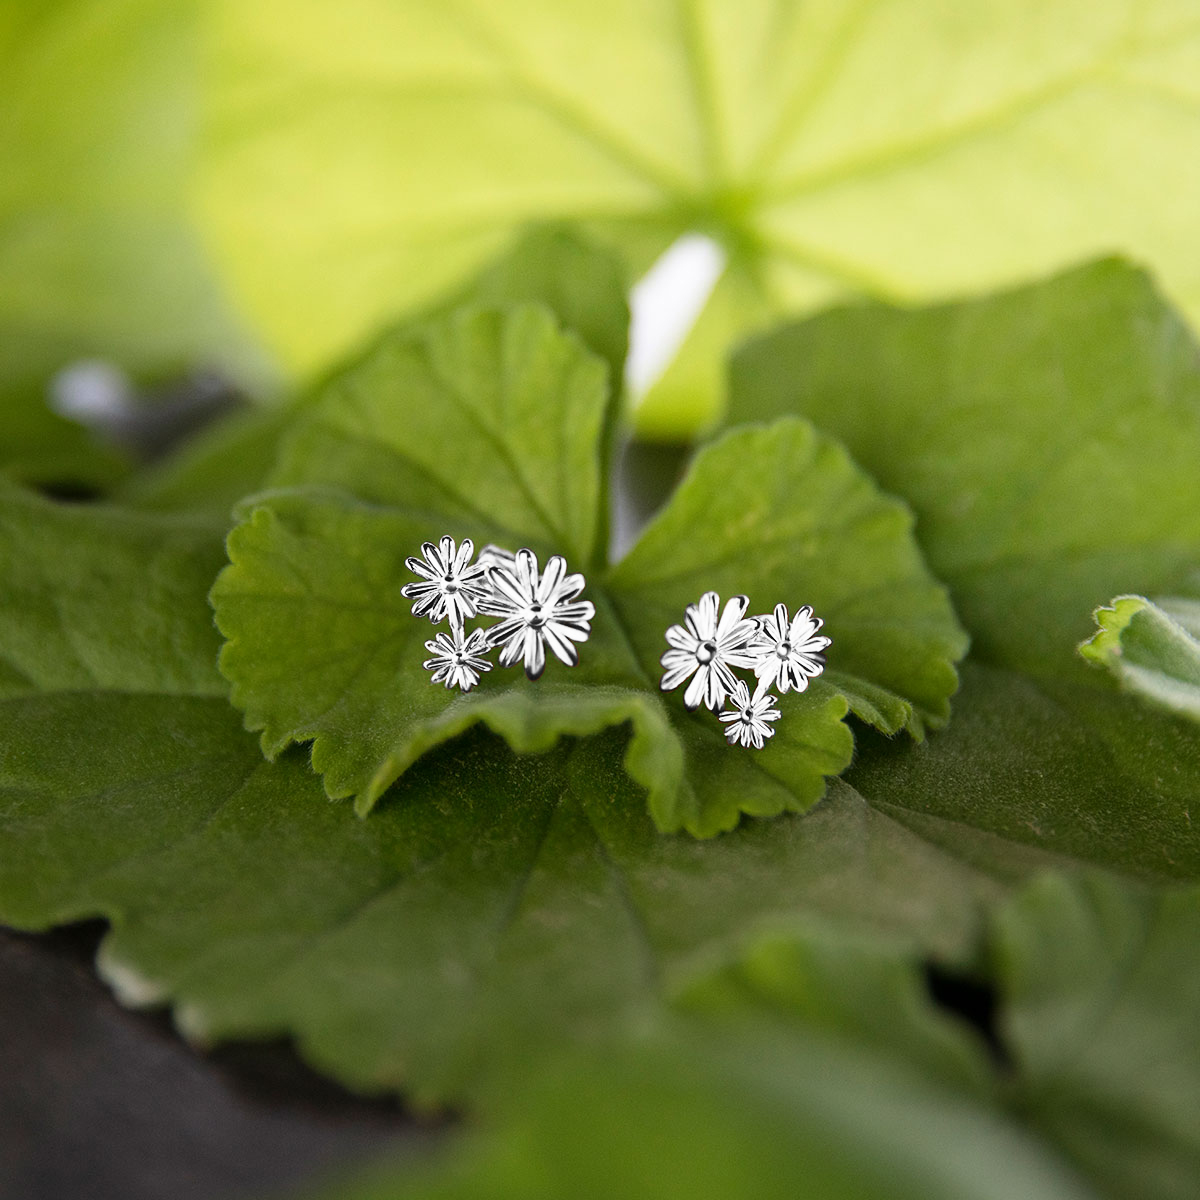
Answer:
[
  {"left": 402, "top": 537, "right": 594, "bottom": 690},
  {"left": 660, "top": 592, "right": 831, "bottom": 748}
]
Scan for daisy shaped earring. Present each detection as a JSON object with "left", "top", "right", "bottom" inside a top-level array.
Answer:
[
  {"left": 659, "top": 592, "right": 759, "bottom": 711},
  {"left": 480, "top": 548, "right": 595, "bottom": 679},
  {"left": 401, "top": 536, "right": 492, "bottom": 629},
  {"left": 750, "top": 604, "right": 831, "bottom": 694}
]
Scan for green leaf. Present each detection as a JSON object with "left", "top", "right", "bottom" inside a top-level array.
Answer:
[
  {"left": 292, "top": 1035, "right": 1094, "bottom": 1200},
  {"left": 0, "top": 0, "right": 269, "bottom": 481},
  {"left": 994, "top": 872, "right": 1200, "bottom": 1200},
  {"left": 211, "top": 300, "right": 966, "bottom": 832},
  {"left": 269, "top": 304, "right": 612, "bottom": 568},
  {"left": 1081, "top": 595, "right": 1200, "bottom": 722},
  {"left": 607, "top": 421, "right": 967, "bottom": 737},
  {"left": 0, "top": 482, "right": 227, "bottom": 698},
  {"left": 302, "top": 876, "right": 1199, "bottom": 1199},
  {"left": 730, "top": 260, "right": 1200, "bottom": 680},
  {"left": 674, "top": 927, "right": 994, "bottom": 1096},
  {"left": 116, "top": 224, "right": 631, "bottom": 517},
  {"left": 847, "top": 662, "right": 1200, "bottom": 885},
  {"left": 197, "top": 1, "right": 1200, "bottom": 434},
  {"left": 728, "top": 260, "right": 1200, "bottom": 882},
  {"left": 0, "top": 487, "right": 1189, "bottom": 1113}
]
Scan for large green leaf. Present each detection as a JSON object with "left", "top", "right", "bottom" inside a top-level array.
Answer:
[
  {"left": 210, "top": 299, "right": 965, "bottom": 833},
  {"left": 0, "top": 0, "right": 267, "bottom": 484},
  {"left": 295, "top": 873, "right": 1200, "bottom": 1200},
  {"left": 0, "top": 484, "right": 1193, "bottom": 1112},
  {"left": 197, "top": 0, "right": 1200, "bottom": 435}
]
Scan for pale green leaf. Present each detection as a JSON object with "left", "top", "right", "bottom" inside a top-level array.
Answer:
[
  {"left": 0, "top": 0, "right": 269, "bottom": 481},
  {"left": 1081, "top": 595, "right": 1200, "bottom": 722},
  {"left": 197, "top": 0, "right": 1200, "bottom": 434}
]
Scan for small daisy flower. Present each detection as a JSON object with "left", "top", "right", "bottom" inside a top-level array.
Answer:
[
  {"left": 660, "top": 591, "right": 759, "bottom": 712},
  {"left": 719, "top": 679, "right": 782, "bottom": 749},
  {"left": 750, "top": 603, "right": 831, "bottom": 694},
  {"left": 423, "top": 626, "right": 493, "bottom": 691},
  {"left": 402, "top": 536, "right": 491, "bottom": 628},
  {"left": 481, "top": 548, "right": 595, "bottom": 679}
]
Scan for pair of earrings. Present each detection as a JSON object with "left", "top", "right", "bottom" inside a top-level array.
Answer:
[
  {"left": 401, "top": 536, "right": 595, "bottom": 688},
  {"left": 402, "top": 538, "right": 830, "bottom": 750}
]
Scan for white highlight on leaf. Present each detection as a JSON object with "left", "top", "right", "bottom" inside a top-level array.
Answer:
[
  {"left": 49, "top": 358, "right": 136, "bottom": 427},
  {"left": 625, "top": 234, "right": 726, "bottom": 405}
]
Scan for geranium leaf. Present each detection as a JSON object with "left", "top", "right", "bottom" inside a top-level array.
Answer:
[
  {"left": 1080, "top": 595, "right": 1200, "bottom": 723},
  {"left": 994, "top": 872, "right": 1200, "bottom": 1200},
  {"left": 673, "top": 928, "right": 994, "bottom": 1096},
  {"left": 0, "top": 482, "right": 227, "bottom": 698},
  {"left": 729, "top": 265, "right": 1200, "bottom": 882},
  {"left": 197, "top": 0, "right": 1200, "bottom": 434},
  {"left": 298, "top": 876, "right": 1199, "bottom": 1200},
  {"left": 730, "top": 260, "right": 1200, "bottom": 680},
  {"left": 607, "top": 420, "right": 967, "bottom": 737},
  {"left": 847, "top": 662, "right": 1200, "bottom": 885},
  {"left": 2, "top": 486, "right": 1193, "bottom": 1115},
  {"left": 117, "top": 224, "right": 631, "bottom": 518},
  {"left": 268, "top": 304, "right": 612, "bottom": 569},
  {"left": 210, "top": 298, "right": 966, "bottom": 832}
]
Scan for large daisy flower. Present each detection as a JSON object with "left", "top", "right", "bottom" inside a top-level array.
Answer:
[
  {"left": 401, "top": 536, "right": 491, "bottom": 629},
  {"left": 659, "top": 591, "right": 759, "bottom": 711},
  {"left": 749, "top": 603, "right": 831, "bottom": 693},
  {"left": 481, "top": 548, "right": 594, "bottom": 679}
]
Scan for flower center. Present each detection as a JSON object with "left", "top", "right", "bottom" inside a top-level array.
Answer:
[
  {"left": 443, "top": 575, "right": 459, "bottom": 594},
  {"left": 528, "top": 600, "right": 546, "bottom": 630},
  {"left": 696, "top": 640, "right": 717, "bottom": 664},
  {"left": 775, "top": 641, "right": 790, "bottom": 660}
]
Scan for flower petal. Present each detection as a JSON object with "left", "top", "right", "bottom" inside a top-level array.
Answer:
[
  {"left": 513, "top": 548, "right": 539, "bottom": 597},
  {"left": 453, "top": 538, "right": 475, "bottom": 573},
  {"left": 683, "top": 667, "right": 709, "bottom": 710},
  {"left": 664, "top": 623, "right": 696, "bottom": 652},
  {"left": 523, "top": 628, "right": 546, "bottom": 679},
  {"left": 487, "top": 565, "right": 530, "bottom": 610},
  {"left": 542, "top": 623, "right": 579, "bottom": 667},
  {"left": 536, "top": 554, "right": 567, "bottom": 604},
  {"left": 716, "top": 594, "right": 751, "bottom": 641},
  {"left": 660, "top": 657, "right": 699, "bottom": 692}
]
